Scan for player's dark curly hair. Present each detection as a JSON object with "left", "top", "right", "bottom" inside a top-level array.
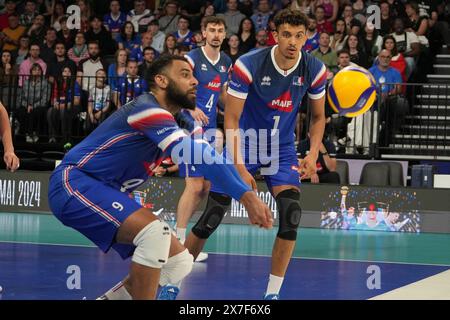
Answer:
[
  {"left": 145, "top": 54, "right": 189, "bottom": 89},
  {"left": 274, "top": 9, "right": 309, "bottom": 31}
]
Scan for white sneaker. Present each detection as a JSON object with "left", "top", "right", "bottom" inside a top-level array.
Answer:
[
  {"left": 26, "top": 134, "right": 33, "bottom": 143},
  {"left": 195, "top": 252, "right": 208, "bottom": 262}
]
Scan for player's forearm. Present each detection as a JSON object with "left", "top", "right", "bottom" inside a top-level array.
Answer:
[
  {"left": 0, "top": 105, "right": 14, "bottom": 153},
  {"left": 224, "top": 111, "right": 246, "bottom": 173}
]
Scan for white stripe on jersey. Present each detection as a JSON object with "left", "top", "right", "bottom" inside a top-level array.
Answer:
[
  {"left": 311, "top": 64, "right": 327, "bottom": 88},
  {"left": 158, "top": 130, "right": 187, "bottom": 151},
  {"left": 234, "top": 59, "right": 253, "bottom": 84},
  {"left": 185, "top": 54, "right": 195, "bottom": 69},
  {"left": 127, "top": 108, "right": 173, "bottom": 125},
  {"left": 227, "top": 87, "right": 248, "bottom": 100},
  {"left": 308, "top": 90, "right": 326, "bottom": 100}
]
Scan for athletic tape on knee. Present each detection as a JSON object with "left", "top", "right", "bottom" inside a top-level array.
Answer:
[
  {"left": 132, "top": 220, "right": 171, "bottom": 268},
  {"left": 192, "top": 192, "right": 231, "bottom": 239},
  {"left": 276, "top": 189, "right": 302, "bottom": 241},
  {"left": 159, "top": 248, "right": 194, "bottom": 286}
]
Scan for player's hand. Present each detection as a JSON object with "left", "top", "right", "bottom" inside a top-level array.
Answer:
[
  {"left": 310, "top": 173, "right": 319, "bottom": 184},
  {"left": 240, "top": 191, "right": 273, "bottom": 229},
  {"left": 239, "top": 168, "right": 257, "bottom": 191},
  {"left": 4, "top": 151, "right": 20, "bottom": 172},
  {"left": 189, "top": 108, "right": 209, "bottom": 126},
  {"left": 299, "top": 153, "right": 317, "bottom": 179}
]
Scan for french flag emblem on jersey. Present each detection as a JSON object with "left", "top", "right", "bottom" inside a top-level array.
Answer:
[
  {"left": 219, "top": 65, "right": 227, "bottom": 72},
  {"left": 293, "top": 76, "right": 304, "bottom": 86}
]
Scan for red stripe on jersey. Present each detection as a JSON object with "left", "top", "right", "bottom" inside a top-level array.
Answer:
[
  {"left": 129, "top": 114, "right": 175, "bottom": 130},
  {"left": 311, "top": 68, "right": 327, "bottom": 88},
  {"left": 233, "top": 64, "right": 252, "bottom": 85}
]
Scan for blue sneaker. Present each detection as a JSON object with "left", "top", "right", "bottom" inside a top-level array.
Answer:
[
  {"left": 157, "top": 285, "right": 180, "bottom": 300},
  {"left": 263, "top": 293, "right": 280, "bottom": 300}
]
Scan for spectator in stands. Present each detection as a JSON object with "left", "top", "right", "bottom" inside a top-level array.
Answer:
[
  {"left": 238, "top": 0, "right": 254, "bottom": 17},
  {"left": 362, "top": 22, "right": 383, "bottom": 66},
  {"left": 224, "top": 34, "right": 243, "bottom": 64},
  {"left": 405, "top": 1, "right": 429, "bottom": 47},
  {"left": 344, "top": 34, "right": 369, "bottom": 68},
  {"left": 18, "top": 63, "right": 50, "bottom": 143},
  {"left": 217, "top": 0, "right": 246, "bottom": 38},
  {"left": 419, "top": 0, "right": 450, "bottom": 50},
  {"left": 56, "top": 16, "right": 76, "bottom": 50},
  {"left": 253, "top": 29, "right": 268, "bottom": 50},
  {"left": 265, "top": 13, "right": 277, "bottom": 46},
  {"left": 19, "top": 43, "right": 47, "bottom": 87},
  {"left": 336, "top": 48, "right": 355, "bottom": 70},
  {"left": 48, "top": 66, "right": 81, "bottom": 144},
  {"left": 162, "top": 34, "right": 176, "bottom": 55},
  {"left": 316, "top": 0, "right": 339, "bottom": 23},
  {"left": 290, "top": 0, "right": 314, "bottom": 16},
  {"left": 315, "top": 5, "right": 334, "bottom": 34},
  {"left": 351, "top": 0, "right": 367, "bottom": 24},
  {"left": 0, "top": 50, "right": 17, "bottom": 93},
  {"left": 20, "top": 0, "right": 38, "bottom": 28},
  {"left": 342, "top": 4, "right": 354, "bottom": 34},
  {"left": 298, "top": 135, "right": 340, "bottom": 184},
  {"left": 67, "top": 32, "right": 89, "bottom": 66},
  {"left": 173, "top": 44, "right": 190, "bottom": 57},
  {"left": 86, "top": 68, "right": 111, "bottom": 132},
  {"left": 147, "top": 20, "right": 165, "bottom": 54},
  {"left": 390, "top": 18, "right": 421, "bottom": 80},
  {"left": 12, "top": 35, "right": 30, "bottom": 66},
  {"left": 349, "top": 18, "right": 362, "bottom": 36},
  {"left": 159, "top": 0, "right": 180, "bottom": 35},
  {"left": 137, "top": 47, "right": 155, "bottom": 78},
  {"left": 104, "top": 0, "right": 127, "bottom": 40},
  {"left": 113, "top": 59, "right": 147, "bottom": 108},
  {"left": 0, "top": 100, "right": 19, "bottom": 172},
  {"left": 251, "top": 0, "right": 272, "bottom": 32},
  {"left": 40, "top": 28, "right": 58, "bottom": 65},
  {"left": 370, "top": 49, "right": 408, "bottom": 145},
  {"left": 116, "top": 21, "right": 141, "bottom": 52},
  {"left": 86, "top": 15, "right": 117, "bottom": 57},
  {"left": 312, "top": 32, "right": 338, "bottom": 73},
  {"left": 108, "top": 48, "right": 128, "bottom": 93},
  {"left": 27, "top": 14, "right": 47, "bottom": 45},
  {"left": 237, "top": 17, "right": 256, "bottom": 54},
  {"left": 47, "top": 41, "right": 77, "bottom": 84},
  {"left": 191, "top": 30, "right": 205, "bottom": 49},
  {"left": 179, "top": 0, "right": 204, "bottom": 32},
  {"left": 380, "top": 35, "right": 407, "bottom": 82},
  {"left": 50, "top": 1, "right": 66, "bottom": 32},
  {"left": 76, "top": 0, "right": 92, "bottom": 23},
  {"left": 330, "top": 18, "right": 348, "bottom": 52},
  {"left": 379, "top": 1, "right": 394, "bottom": 37},
  {"left": 1, "top": 14, "right": 26, "bottom": 52},
  {"left": 77, "top": 41, "right": 108, "bottom": 92},
  {"left": 304, "top": 16, "right": 320, "bottom": 53},
  {"left": 127, "top": 0, "right": 153, "bottom": 34},
  {"left": 173, "top": 15, "right": 195, "bottom": 49},
  {"left": 0, "top": 0, "right": 17, "bottom": 31}
]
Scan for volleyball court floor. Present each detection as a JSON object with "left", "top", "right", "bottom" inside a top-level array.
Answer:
[{"left": 0, "top": 212, "right": 449, "bottom": 300}]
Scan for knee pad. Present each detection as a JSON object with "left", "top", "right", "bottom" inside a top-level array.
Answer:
[
  {"left": 159, "top": 248, "right": 194, "bottom": 286},
  {"left": 192, "top": 192, "right": 231, "bottom": 239},
  {"left": 276, "top": 189, "right": 302, "bottom": 241},
  {"left": 132, "top": 220, "right": 171, "bottom": 268}
]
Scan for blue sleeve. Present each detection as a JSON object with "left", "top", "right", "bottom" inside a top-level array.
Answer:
[
  {"left": 169, "top": 137, "right": 251, "bottom": 200},
  {"left": 307, "top": 55, "right": 327, "bottom": 100},
  {"left": 227, "top": 53, "right": 254, "bottom": 100}
]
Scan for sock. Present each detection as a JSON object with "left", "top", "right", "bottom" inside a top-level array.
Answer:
[
  {"left": 265, "top": 274, "right": 284, "bottom": 295},
  {"left": 176, "top": 227, "right": 186, "bottom": 244},
  {"left": 102, "top": 281, "right": 132, "bottom": 300}
]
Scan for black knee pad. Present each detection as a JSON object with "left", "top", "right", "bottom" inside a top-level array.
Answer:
[
  {"left": 192, "top": 192, "right": 231, "bottom": 239},
  {"left": 275, "top": 189, "right": 302, "bottom": 241}
]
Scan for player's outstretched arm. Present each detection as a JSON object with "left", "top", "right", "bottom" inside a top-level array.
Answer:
[
  {"left": 170, "top": 137, "right": 273, "bottom": 229},
  {"left": 0, "top": 102, "right": 19, "bottom": 172}
]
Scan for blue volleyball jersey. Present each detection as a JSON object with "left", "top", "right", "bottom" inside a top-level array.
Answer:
[
  {"left": 228, "top": 46, "right": 327, "bottom": 151},
  {"left": 61, "top": 93, "right": 188, "bottom": 192},
  {"left": 184, "top": 47, "right": 232, "bottom": 131}
]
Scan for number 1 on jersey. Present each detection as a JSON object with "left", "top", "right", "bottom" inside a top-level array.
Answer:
[
  {"left": 205, "top": 94, "right": 214, "bottom": 112},
  {"left": 272, "top": 115, "right": 280, "bottom": 136}
]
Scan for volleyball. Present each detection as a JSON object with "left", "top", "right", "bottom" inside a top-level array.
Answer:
[{"left": 327, "top": 66, "right": 377, "bottom": 118}]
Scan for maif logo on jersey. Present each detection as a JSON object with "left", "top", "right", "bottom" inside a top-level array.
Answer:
[
  {"left": 268, "top": 91, "right": 293, "bottom": 112},
  {"left": 293, "top": 76, "right": 304, "bottom": 86},
  {"left": 205, "top": 75, "right": 221, "bottom": 92}
]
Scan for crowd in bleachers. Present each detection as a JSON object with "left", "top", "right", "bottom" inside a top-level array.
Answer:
[{"left": 0, "top": 0, "right": 448, "bottom": 150}]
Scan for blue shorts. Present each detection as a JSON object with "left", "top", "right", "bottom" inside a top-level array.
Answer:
[
  {"left": 48, "top": 165, "right": 142, "bottom": 259},
  {"left": 211, "top": 147, "right": 300, "bottom": 194}
]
